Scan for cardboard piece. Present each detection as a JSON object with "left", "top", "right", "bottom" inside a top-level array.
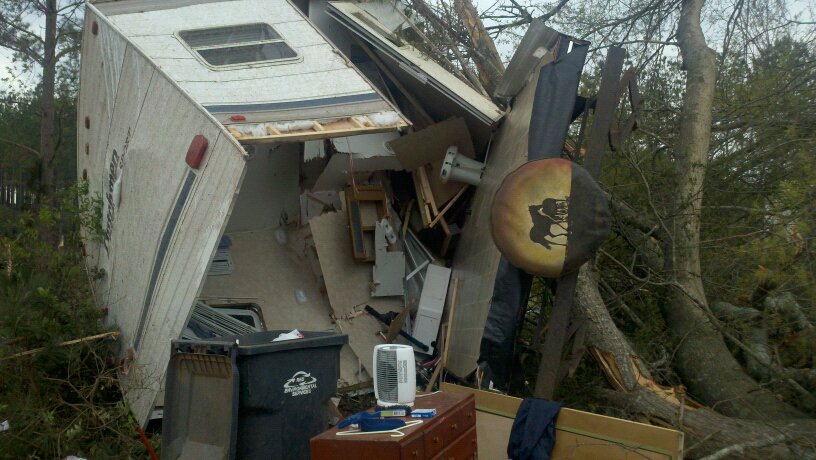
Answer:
[
  {"left": 388, "top": 117, "right": 476, "bottom": 206},
  {"left": 388, "top": 117, "right": 476, "bottom": 169}
]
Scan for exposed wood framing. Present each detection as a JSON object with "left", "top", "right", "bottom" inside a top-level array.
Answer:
[{"left": 225, "top": 115, "right": 407, "bottom": 144}]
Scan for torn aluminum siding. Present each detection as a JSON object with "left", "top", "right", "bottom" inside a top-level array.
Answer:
[
  {"left": 95, "top": 0, "right": 407, "bottom": 129},
  {"left": 325, "top": 1, "right": 504, "bottom": 127},
  {"left": 78, "top": 4, "right": 247, "bottom": 426}
]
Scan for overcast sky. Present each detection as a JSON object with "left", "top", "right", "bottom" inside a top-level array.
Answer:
[{"left": 2, "top": 0, "right": 813, "bottom": 91}]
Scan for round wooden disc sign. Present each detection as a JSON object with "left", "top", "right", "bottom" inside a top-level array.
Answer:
[{"left": 490, "top": 158, "right": 611, "bottom": 278}]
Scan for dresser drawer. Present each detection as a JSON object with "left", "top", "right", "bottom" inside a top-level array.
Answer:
[
  {"left": 442, "top": 397, "right": 476, "bottom": 445},
  {"left": 401, "top": 434, "right": 426, "bottom": 460},
  {"left": 436, "top": 425, "right": 477, "bottom": 460},
  {"left": 424, "top": 414, "right": 448, "bottom": 458}
]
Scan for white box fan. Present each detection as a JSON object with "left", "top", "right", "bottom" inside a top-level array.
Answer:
[{"left": 373, "top": 344, "right": 416, "bottom": 407}]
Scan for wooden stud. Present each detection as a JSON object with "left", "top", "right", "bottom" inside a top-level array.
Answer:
[
  {"left": 416, "top": 166, "right": 439, "bottom": 215},
  {"left": 226, "top": 127, "right": 243, "bottom": 138},
  {"left": 429, "top": 185, "right": 468, "bottom": 228},
  {"left": 439, "top": 218, "right": 452, "bottom": 256},
  {"left": 265, "top": 124, "right": 281, "bottom": 136},
  {"left": 312, "top": 121, "right": 325, "bottom": 131},
  {"left": 237, "top": 121, "right": 405, "bottom": 144},
  {"left": 426, "top": 277, "right": 459, "bottom": 391},
  {"left": 412, "top": 170, "right": 433, "bottom": 226}
]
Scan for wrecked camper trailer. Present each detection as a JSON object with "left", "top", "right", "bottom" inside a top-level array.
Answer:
[{"left": 77, "top": 0, "right": 579, "bottom": 427}]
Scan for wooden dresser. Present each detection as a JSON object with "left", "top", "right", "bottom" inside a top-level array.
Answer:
[{"left": 310, "top": 391, "right": 477, "bottom": 460}]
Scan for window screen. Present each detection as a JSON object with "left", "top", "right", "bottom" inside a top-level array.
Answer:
[{"left": 179, "top": 23, "right": 298, "bottom": 67}]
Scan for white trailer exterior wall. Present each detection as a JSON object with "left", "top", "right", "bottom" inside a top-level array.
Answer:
[{"left": 77, "top": 5, "right": 247, "bottom": 426}]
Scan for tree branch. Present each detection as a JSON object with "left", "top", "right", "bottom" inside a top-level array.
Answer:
[{"left": 0, "top": 137, "right": 41, "bottom": 158}]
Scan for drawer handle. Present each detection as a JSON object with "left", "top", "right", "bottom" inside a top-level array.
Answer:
[
  {"left": 434, "top": 436, "right": 441, "bottom": 444},
  {"left": 412, "top": 449, "right": 419, "bottom": 457},
  {"left": 450, "top": 423, "right": 458, "bottom": 430}
]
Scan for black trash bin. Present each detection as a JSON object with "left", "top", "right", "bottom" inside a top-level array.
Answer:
[{"left": 163, "top": 330, "right": 348, "bottom": 460}]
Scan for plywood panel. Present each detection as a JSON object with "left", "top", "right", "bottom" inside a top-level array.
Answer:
[
  {"left": 308, "top": 210, "right": 403, "bottom": 376},
  {"left": 445, "top": 58, "right": 541, "bottom": 378}
]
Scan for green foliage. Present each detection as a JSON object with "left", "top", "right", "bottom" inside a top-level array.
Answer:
[
  {"left": 0, "top": 186, "right": 154, "bottom": 458},
  {"left": 0, "top": 89, "right": 78, "bottom": 189}
]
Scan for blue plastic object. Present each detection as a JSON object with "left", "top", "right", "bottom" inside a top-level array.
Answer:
[{"left": 337, "top": 411, "right": 407, "bottom": 432}]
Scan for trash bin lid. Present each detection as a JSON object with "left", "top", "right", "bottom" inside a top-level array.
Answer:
[{"left": 220, "top": 330, "right": 348, "bottom": 356}]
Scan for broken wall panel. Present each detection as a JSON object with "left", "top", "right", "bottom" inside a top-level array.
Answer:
[
  {"left": 325, "top": 1, "right": 502, "bottom": 152},
  {"left": 326, "top": 2, "right": 502, "bottom": 126},
  {"left": 79, "top": 6, "right": 248, "bottom": 427},
  {"left": 198, "top": 224, "right": 369, "bottom": 389},
  {"left": 225, "top": 144, "right": 301, "bottom": 232},
  {"left": 312, "top": 153, "right": 402, "bottom": 191},
  {"left": 445, "top": 56, "right": 543, "bottom": 379}
]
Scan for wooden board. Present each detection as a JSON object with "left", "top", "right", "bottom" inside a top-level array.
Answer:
[
  {"left": 445, "top": 58, "right": 541, "bottom": 378},
  {"left": 388, "top": 118, "right": 476, "bottom": 170},
  {"left": 441, "top": 384, "right": 684, "bottom": 460}
]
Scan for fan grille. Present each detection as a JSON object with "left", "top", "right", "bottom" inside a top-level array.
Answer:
[{"left": 376, "top": 348, "right": 398, "bottom": 402}]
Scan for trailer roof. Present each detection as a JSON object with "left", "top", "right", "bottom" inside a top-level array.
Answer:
[{"left": 95, "top": 0, "right": 407, "bottom": 133}]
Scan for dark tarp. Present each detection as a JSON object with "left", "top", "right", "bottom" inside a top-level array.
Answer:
[{"left": 477, "top": 36, "right": 589, "bottom": 390}]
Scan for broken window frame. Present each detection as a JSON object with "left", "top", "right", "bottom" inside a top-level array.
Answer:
[{"left": 176, "top": 23, "right": 301, "bottom": 70}]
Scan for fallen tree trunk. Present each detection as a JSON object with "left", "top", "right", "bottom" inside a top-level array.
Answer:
[
  {"left": 573, "top": 265, "right": 816, "bottom": 458},
  {"left": 597, "top": 387, "right": 816, "bottom": 459}
]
